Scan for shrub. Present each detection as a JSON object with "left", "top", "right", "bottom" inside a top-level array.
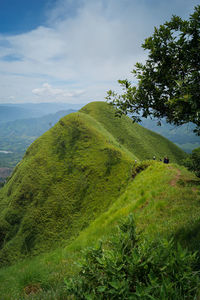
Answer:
[
  {"left": 64, "top": 214, "right": 200, "bottom": 299},
  {"left": 183, "top": 147, "right": 200, "bottom": 178}
]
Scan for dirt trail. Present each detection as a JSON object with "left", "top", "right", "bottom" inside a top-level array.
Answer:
[{"left": 169, "top": 168, "right": 181, "bottom": 187}]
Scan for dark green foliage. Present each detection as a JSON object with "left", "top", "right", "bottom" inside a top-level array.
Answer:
[
  {"left": 183, "top": 147, "right": 200, "bottom": 177},
  {"left": 0, "top": 219, "right": 10, "bottom": 248},
  {"left": 106, "top": 6, "right": 200, "bottom": 135},
  {"left": 65, "top": 215, "right": 200, "bottom": 299},
  {"left": 131, "top": 160, "right": 153, "bottom": 178},
  {"left": 68, "top": 122, "right": 82, "bottom": 148},
  {"left": 0, "top": 181, "right": 5, "bottom": 188}
]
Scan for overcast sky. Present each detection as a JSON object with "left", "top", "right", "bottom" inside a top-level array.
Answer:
[{"left": 0, "top": 0, "right": 199, "bottom": 104}]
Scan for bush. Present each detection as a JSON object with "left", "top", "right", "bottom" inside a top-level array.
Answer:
[
  {"left": 64, "top": 214, "right": 200, "bottom": 299},
  {"left": 183, "top": 147, "right": 200, "bottom": 177}
]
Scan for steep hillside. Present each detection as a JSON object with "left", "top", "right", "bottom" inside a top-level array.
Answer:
[{"left": 0, "top": 101, "right": 187, "bottom": 266}]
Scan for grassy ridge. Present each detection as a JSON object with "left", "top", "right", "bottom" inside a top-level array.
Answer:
[{"left": 0, "top": 162, "right": 199, "bottom": 299}]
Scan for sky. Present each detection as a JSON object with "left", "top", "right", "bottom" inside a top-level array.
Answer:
[{"left": 0, "top": 0, "right": 199, "bottom": 104}]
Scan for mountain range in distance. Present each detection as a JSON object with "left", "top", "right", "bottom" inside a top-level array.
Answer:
[
  {"left": 0, "top": 102, "right": 85, "bottom": 124},
  {"left": 140, "top": 118, "right": 200, "bottom": 153}
]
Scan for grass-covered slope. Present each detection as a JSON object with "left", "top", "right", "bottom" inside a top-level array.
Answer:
[
  {"left": 0, "top": 101, "right": 186, "bottom": 266},
  {"left": 0, "top": 162, "right": 199, "bottom": 299}
]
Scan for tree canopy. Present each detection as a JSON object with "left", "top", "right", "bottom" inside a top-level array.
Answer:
[{"left": 106, "top": 6, "right": 200, "bottom": 135}]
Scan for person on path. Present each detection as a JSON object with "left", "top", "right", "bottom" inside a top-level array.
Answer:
[{"left": 164, "top": 157, "right": 169, "bottom": 164}]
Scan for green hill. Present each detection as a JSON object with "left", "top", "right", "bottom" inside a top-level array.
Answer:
[
  {"left": 0, "top": 101, "right": 199, "bottom": 298},
  {"left": 0, "top": 101, "right": 186, "bottom": 266}
]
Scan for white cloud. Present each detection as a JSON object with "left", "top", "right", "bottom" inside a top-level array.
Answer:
[
  {"left": 32, "top": 83, "right": 85, "bottom": 100},
  {"left": 0, "top": 0, "right": 200, "bottom": 103}
]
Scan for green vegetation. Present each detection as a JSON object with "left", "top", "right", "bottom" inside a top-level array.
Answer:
[
  {"left": 183, "top": 147, "right": 200, "bottom": 177},
  {"left": 106, "top": 5, "right": 200, "bottom": 135},
  {"left": 80, "top": 102, "right": 186, "bottom": 163},
  {"left": 0, "top": 101, "right": 187, "bottom": 266},
  {"left": 0, "top": 101, "right": 198, "bottom": 299},
  {"left": 0, "top": 159, "right": 199, "bottom": 299},
  {"left": 65, "top": 215, "right": 200, "bottom": 299}
]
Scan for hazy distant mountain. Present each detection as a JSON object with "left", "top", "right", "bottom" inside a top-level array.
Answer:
[
  {"left": 0, "top": 109, "right": 76, "bottom": 138},
  {"left": 0, "top": 102, "right": 85, "bottom": 123},
  {"left": 140, "top": 118, "right": 200, "bottom": 153},
  {"left": 0, "top": 105, "right": 42, "bottom": 123},
  {"left": 0, "top": 109, "right": 76, "bottom": 167}
]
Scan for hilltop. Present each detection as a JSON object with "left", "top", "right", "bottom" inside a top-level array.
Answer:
[{"left": 80, "top": 102, "right": 186, "bottom": 163}]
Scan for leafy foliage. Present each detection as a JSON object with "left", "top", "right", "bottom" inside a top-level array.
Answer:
[
  {"left": 183, "top": 147, "right": 200, "bottom": 177},
  {"left": 65, "top": 215, "right": 200, "bottom": 299},
  {"left": 106, "top": 6, "right": 200, "bottom": 135}
]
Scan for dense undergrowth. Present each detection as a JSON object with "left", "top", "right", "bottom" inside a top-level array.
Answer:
[{"left": 65, "top": 215, "right": 200, "bottom": 299}]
